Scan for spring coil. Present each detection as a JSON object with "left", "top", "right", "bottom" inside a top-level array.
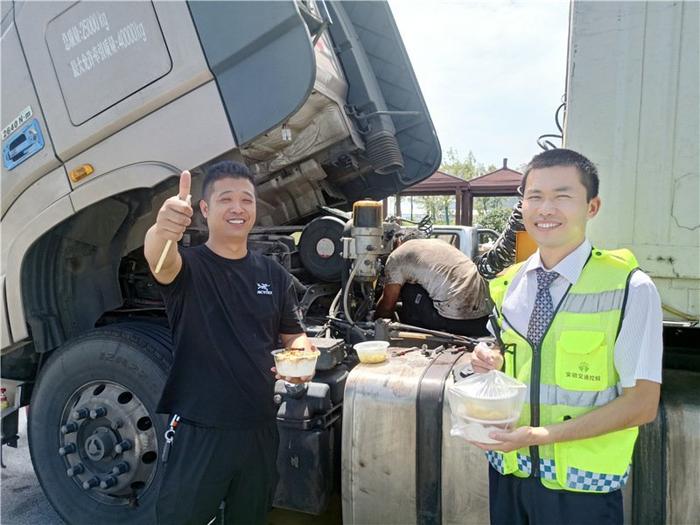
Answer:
[{"left": 476, "top": 199, "right": 525, "bottom": 279}]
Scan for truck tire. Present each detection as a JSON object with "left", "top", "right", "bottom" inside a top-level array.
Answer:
[{"left": 28, "top": 323, "right": 172, "bottom": 525}]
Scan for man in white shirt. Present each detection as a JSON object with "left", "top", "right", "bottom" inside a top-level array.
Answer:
[{"left": 470, "top": 149, "right": 662, "bottom": 525}]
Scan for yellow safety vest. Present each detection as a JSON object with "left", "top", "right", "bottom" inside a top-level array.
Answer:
[{"left": 487, "top": 248, "right": 639, "bottom": 492}]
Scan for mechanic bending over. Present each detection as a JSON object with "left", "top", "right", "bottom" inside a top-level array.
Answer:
[
  {"left": 374, "top": 237, "right": 492, "bottom": 336},
  {"left": 144, "top": 161, "right": 314, "bottom": 525}
]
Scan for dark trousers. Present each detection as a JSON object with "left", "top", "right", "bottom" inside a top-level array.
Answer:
[
  {"left": 399, "top": 283, "right": 490, "bottom": 337},
  {"left": 156, "top": 421, "right": 279, "bottom": 525},
  {"left": 488, "top": 466, "right": 623, "bottom": 525}
]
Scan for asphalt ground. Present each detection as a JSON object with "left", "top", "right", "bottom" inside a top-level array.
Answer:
[
  {"left": 0, "top": 409, "right": 340, "bottom": 525},
  {"left": 1, "top": 409, "right": 65, "bottom": 525}
]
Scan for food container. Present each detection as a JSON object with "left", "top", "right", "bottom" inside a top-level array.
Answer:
[
  {"left": 447, "top": 370, "right": 527, "bottom": 422},
  {"left": 353, "top": 341, "right": 390, "bottom": 364},
  {"left": 272, "top": 349, "right": 320, "bottom": 378},
  {"left": 449, "top": 415, "right": 518, "bottom": 444},
  {"left": 447, "top": 370, "right": 526, "bottom": 444},
  {"left": 449, "top": 392, "right": 522, "bottom": 421}
]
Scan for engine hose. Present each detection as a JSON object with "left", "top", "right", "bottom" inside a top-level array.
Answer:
[
  {"left": 343, "top": 264, "right": 359, "bottom": 324},
  {"left": 329, "top": 289, "right": 342, "bottom": 318},
  {"left": 326, "top": 289, "right": 343, "bottom": 337},
  {"left": 476, "top": 199, "right": 526, "bottom": 279}
]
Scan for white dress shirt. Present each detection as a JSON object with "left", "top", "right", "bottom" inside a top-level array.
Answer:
[{"left": 490, "top": 240, "right": 663, "bottom": 387}]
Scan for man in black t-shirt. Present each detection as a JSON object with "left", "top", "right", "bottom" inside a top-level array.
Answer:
[{"left": 144, "top": 161, "right": 313, "bottom": 525}]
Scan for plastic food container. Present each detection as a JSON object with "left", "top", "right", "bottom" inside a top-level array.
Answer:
[
  {"left": 353, "top": 341, "right": 390, "bottom": 364},
  {"left": 450, "top": 416, "right": 517, "bottom": 444},
  {"left": 449, "top": 391, "right": 523, "bottom": 421},
  {"left": 448, "top": 370, "right": 527, "bottom": 421},
  {"left": 448, "top": 370, "right": 526, "bottom": 443},
  {"left": 272, "top": 349, "right": 320, "bottom": 378}
]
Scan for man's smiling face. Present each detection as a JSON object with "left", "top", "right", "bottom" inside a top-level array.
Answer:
[
  {"left": 200, "top": 177, "right": 256, "bottom": 242},
  {"left": 522, "top": 165, "right": 600, "bottom": 254}
]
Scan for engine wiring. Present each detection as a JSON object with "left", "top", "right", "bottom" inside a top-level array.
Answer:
[
  {"left": 475, "top": 198, "right": 525, "bottom": 279},
  {"left": 537, "top": 95, "right": 566, "bottom": 151}
]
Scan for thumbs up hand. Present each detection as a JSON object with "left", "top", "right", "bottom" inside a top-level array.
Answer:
[{"left": 155, "top": 171, "right": 194, "bottom": 242}]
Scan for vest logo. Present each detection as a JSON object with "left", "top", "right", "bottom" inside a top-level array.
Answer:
[
  {"left": 578, "top": 362, "right": 590, "bottom": 373},
  {"left": 566, "top": 371, "right": 601, "bottom": 382},
  {"left": 257, "top": 282, "right": 272, "bottom": 295}
]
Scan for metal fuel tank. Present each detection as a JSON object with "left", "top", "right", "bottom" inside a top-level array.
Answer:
[{"left": 341, "top": 347, "right": 491, "bottom": 525}]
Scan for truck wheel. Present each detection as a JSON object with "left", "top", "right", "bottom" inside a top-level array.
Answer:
[{"left": 28, "top": 323, "right": 172, "bottom": 524}]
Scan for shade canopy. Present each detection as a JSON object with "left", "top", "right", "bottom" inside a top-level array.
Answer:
[{"left": 391, "top": 158, "right": 522, "bottom": 224}]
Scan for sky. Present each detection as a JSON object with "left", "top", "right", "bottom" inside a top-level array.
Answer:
[{"left": 388, "top": 0, "right": 570, "bottom": 170}]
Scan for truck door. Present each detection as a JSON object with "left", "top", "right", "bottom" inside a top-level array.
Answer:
[
  {"left": 13, "top": 1, "right": 212, "bottom": 165},
  {"left": 1, "top": 1, "right": 62, "bottom": 217}
]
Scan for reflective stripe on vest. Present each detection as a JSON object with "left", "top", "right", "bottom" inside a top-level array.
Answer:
[
  {"left": 487, "top": 248, "right": 639, "bottom": 493},
  {"left": 526, "top": 383, "right": 622, "bottom": 408},
  {"left": 486, "top": 451, "right": 631, "bottom": 492},
  {"left": 560, "top": 289, "right": 626, "bottom": 314}
]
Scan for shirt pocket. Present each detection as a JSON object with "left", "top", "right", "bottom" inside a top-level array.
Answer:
[{"left": 555, "top": 331, "right": 608, "bottom": 391}]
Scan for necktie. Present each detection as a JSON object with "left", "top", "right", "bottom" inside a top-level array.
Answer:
[{"left": 527, "top": 268, "right": 560, "bottom": 346}]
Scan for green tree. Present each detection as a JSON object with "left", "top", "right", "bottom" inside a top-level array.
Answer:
[
  {"left": 419, "top": 195, "right": 454, "bottom": 224},
  {"left": 436, "top": 148, "right": 514, "bottom": 230},
  {"left": 476, "top": 207, "right": 512, "bottom": 232},
  {"left": 439, "top": 148, "right": 496, "bottom": 181}
]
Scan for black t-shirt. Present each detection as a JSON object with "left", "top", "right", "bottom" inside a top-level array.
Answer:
[{"left": 156, "top": 244, "right": 305, "bottom": 429}]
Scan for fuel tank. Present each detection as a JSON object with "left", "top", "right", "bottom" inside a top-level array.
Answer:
[{"left": 341, "top": 347, "right": 491, "bottom": 525}]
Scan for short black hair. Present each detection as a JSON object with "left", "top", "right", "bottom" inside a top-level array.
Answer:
[
  {"left": 202, "top": 161, "right": 255, "bottom": 202},
  {"left": 522, "top": 149, "right": 599, "bottom": 201}
]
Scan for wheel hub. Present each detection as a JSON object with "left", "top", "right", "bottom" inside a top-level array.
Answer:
[
  {"left": 84, "top": 428, "right": 116, "bottom": 461},
  {"left": 58, "top": 381, "right": 159, "bottom": 505}
]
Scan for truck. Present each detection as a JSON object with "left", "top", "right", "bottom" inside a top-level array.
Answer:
[
  {"left": 2, "top": 1, "right": 698, "bottom": 525},
  {"left": 1, "top": 1, "right": 442, "bottom": 522}
]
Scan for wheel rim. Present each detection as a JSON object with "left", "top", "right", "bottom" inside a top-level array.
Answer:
[{"left": 58, "top": 380, "right": 159, "bottom": 505}]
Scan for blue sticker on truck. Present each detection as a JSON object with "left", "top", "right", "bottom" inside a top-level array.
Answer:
[{"left": 3, "top": 119, "right": 45, "bottom": 170}]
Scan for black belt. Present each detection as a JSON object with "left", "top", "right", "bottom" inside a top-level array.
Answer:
[{"left": 416, "top": 349, "right": 465, "bottom": 525}]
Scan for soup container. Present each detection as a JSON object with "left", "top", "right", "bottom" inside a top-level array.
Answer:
[
  {"left": 272, "top": 348, "right": 320, "bottom": 378},
  {"left": 450, "top": 415, "right": 519, "bottom": 444},
  {"left": 447, "top": 370, "right": 527, "bottom": 421},
  {"left": 353, "top": 341, "right": 390, "bottom": 364}
]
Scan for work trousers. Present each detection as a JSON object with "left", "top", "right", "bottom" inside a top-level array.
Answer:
[
  {"left": 156, "top": 420, "right": 279, "bottom": 525},
  {"left": 399, "top": 283, "right": 490, "bottom": 337},
  {"left": 488, "top": 466, "right": 623, "bottom": 525}
]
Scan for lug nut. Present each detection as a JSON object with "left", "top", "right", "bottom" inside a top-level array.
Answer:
[
  {"left": 82, "top": 477, "right": 99, "bottom": 490},
  {"left": 111, "top": 462, "right": 130, "bottom": 475},
  {"left": 89, "top": 406, "right": 107, "bottom": 419},
  {"left": 61, "top": 422, "right": 79, "bottom": 435},
  {"left": 99, "top": 476, "right": 118, "bottom": 489},
  {"left": 73, "top": 408, "right": 89, "bottom": 420},
  {"left": 66, "top": 463, "right": 85, "bottom": 477},
  {"left": 114, "top": 440, "right": 132, "bottom": 454},
  {"left": 59, "top": 443, "right": 77, "bottom": 456}
]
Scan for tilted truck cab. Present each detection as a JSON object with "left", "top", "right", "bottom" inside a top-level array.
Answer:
[{"left": 1, "top": 1, "right": 440, "bottom": 522}]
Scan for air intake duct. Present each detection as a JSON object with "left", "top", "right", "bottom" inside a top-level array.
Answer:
[{"left": 365, "top": 129, "right": 404, "bottom": 175}]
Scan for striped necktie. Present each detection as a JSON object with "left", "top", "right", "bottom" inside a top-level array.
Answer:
[{"left": 527, "top": 268, "right": 560, "bottom": 346}]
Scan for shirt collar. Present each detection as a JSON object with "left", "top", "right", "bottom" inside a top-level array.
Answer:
[{"left": 524, "top": 239, "right": 592, "bottom": 286}]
